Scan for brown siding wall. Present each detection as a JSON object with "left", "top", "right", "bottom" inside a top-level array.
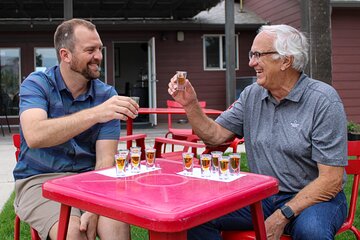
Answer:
[
  {"left": 244, "top": 0, "right": 301, "bottom": 28},
  {"left": 332, "top": 8, "right": 360, "bottom": 122}
]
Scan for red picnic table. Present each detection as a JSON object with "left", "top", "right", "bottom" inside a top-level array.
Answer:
[{"left": 42, "top": 158, "right": 279, "bottom": 240}]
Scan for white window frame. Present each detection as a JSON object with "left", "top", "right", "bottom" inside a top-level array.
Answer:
[{"left": 203, "top": 34, "right": 239, "bottom": 71}]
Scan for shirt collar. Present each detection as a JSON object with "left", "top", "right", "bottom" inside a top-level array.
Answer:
[
  {"left": 260, "top": 72, "right": 309, "bottom": 103},
  {"left": 284, "top": 73, "right": 309, "bottom": 102}
]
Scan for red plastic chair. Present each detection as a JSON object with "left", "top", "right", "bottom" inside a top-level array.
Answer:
[
  {"left": 119, "top": 133, "right": 147, "bottom": 159},
  {"left": 154, "top": 136, "right": 206, "bottom": 163},
  {"left": 13, "top": 134, "right": 41, "bottom": 240},
  {"left": 164, "top": 100, "right": 206, "bottom": 151},
  {"left": 222, "top": 140, "right": 360, "bottom": 240}
]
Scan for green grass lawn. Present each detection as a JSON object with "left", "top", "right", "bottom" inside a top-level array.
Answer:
[{"left": 1, "top": 154, "right": 358, "bottom": 239}]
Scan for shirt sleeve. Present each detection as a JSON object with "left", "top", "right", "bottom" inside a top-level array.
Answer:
[
  {"left": 19, "top": 73, "right": 50, "bottom": 115},
  {"left": 97, "top": 87, "right": 121, "bottom": 140},
  {"left": 311, "top": 100, "right": 347, "bottom": 166},
  {"left": 215, "top": 88, "right": 247, "bottom": 138}
]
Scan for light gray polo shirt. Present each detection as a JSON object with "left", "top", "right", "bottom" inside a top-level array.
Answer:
[{"left": 216, "top": 73, "right": 347, "bottom": 192}]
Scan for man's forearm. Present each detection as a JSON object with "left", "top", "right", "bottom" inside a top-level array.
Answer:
[
  {"left": 23, "top": 107, "right": 99, "bottom": 148},
  {"left": 285, "top": 166, "right": 343, "bottom": 217},
  {"left": 183, "top": 102, "right": 232, "bottom": 146}
]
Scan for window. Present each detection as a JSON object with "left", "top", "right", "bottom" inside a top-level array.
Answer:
[
  {"left": 34, "top": 47, "right": 107, "bottom": 82},
  {"left": 203, "top": 35, "right": 239, "bottom": 70},
  {"left": 0, "top": 48, "right": 20, "bottom": 116},
  {"left": 35, "top": 48, "right": 58, "bottom": 72}
]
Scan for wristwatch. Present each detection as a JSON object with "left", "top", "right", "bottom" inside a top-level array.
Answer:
[{"left": 280, "top": 205, "right": 295, "bottom": 220}]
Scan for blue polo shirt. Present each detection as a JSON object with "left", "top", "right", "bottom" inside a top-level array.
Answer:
[
  {"left": 216, "top": 73, "right": 347, "bottom": 192},
  {"left": 13, "top": 66, "right": 120, "bottom": 180}
]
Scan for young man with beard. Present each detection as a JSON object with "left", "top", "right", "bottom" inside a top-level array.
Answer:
[
  {"left": 13, "top": 19, "right": 136, "bottom": 240},
  {"left": 168, "top": 24, "right": 348, "bottom": 240}
]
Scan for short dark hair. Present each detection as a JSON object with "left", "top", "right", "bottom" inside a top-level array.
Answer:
[{"left": 54, "top": 18, "right": 96, "bottom": 62}]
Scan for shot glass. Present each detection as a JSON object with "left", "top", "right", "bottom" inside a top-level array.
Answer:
[
  {"left": 118, "top": 149, "right": 129, "bottom": 166},
  {"left": 200, "top": 154, "right": 212, "bottom": 177},
  {"left": 176, "top": 71, "right": 187, "bottom": 91},
  {"left": 219, "top": 155, "right": 229, "bottom": 180},
  {"left": 211, "top": 151, "right": 222, "bottom": 174},
  {"left": 145, "top": 148, "right": 156, "bottom": 169},
  {"left": 229, "top": 153, "right": 241, "bottom": 176},
  {"left": 182, "top": 152, "right": 194, "bottom": 175},
  {"left": 130, "top": 96, "right": 140, "bottom": 117},
  {"left": 115, "top": 153, "right": 128, "bottom": 176},
  {"left": 130, "top": 151, "right": 141, "bottom": 173}
]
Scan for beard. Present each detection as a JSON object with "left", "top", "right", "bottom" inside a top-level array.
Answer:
[{"left": 70, "top": 56, "right": 101, "bottom": 81}]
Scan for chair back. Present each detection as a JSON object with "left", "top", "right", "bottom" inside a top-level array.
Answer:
[
  {"left": 12, "top": 133, "right": 41, "bottom": 240},
  {"left": 13, "top": 134, "right": 20, "bottom": 162},
  {"left": 153, "top": 136, "right": 205, "bottom": 163},
  {"left": 119, "top": 134, "right": 147, "bottom": 160},
  {"left": 166, "top": 100, "right": 206, "bottom": 129},
  {"left": 337, "top": 140, "right": 360, "bottom": 237}
]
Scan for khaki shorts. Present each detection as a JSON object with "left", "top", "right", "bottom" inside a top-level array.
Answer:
[{"left": 14, "top": 173, "right": 82, "bottom": 240}]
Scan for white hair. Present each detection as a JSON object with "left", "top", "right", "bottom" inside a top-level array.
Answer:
[{"left": 258, "top": 24, "right": 309, "bottom": 72}]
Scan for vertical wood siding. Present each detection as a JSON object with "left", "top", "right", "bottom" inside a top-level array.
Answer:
[
  {"left": 332, "top": 8, "right": 360, "bottom": 122},
  {"left": 244, "top": 0, "right": 301, "bottom": 28}
]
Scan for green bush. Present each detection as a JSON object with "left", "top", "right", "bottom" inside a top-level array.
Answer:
[{"left": 348, "top": 121, "right": 360, "bottom": 134}]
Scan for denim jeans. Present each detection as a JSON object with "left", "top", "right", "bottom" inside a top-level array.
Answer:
[{"left": 188, "top": 191, "right": 347, "bottom": 240}]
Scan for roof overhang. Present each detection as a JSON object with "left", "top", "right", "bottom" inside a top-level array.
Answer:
[
  {"left": 331, "top": 0, "right": 360, "bottom": 7},
  {"left": 0, "top": 0, "right": 266, "bottom": 32}
]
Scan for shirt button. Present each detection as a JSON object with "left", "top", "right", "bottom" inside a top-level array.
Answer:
[{"left": 274, "top": 119, "right": 278, "bottom": 123}]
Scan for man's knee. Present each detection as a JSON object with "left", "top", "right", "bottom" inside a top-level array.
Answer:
[
  {"left": 97, "top": 216, "right": 130, "bottom": 240},
  {"left": 291, "top": 217, "right": 335, "bottom": 240},
  {"left": 49, "top": 216, "right": 85, "bottom": 240}
]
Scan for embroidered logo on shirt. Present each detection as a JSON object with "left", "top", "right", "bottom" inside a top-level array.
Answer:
[{"left": 290, "top": 120, "right": 299, "bottom": 128}]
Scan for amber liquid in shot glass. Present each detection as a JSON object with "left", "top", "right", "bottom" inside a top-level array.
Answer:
[
  {"left": 219, "top": 156, "right": 229, "bottom": 180},
  {"left": 145, "top": 148, "right": 156, "bottom": 169},
  {"left": 211, "top": 151, "right": 222, "bottom": 174},
  {"left": 182, "top": 152, "right": 194, "bottom": 175},
  {"left": 200, "top": 154, "right": 212, "bottom": 177},
  {"left": 115, "top": 153, "right": 127, "bottom": 176},
  {"left": 130, "top": 152, "right": 141, "bottom": 173},
  {"left": 229, "top": 153, "right": 241, "bottom": 176},
  {"left": 176, "top": 71, "right": 187, "bottom": 91}
]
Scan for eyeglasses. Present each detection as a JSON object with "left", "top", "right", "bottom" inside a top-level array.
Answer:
[{"left": 248, "top": 51, "right": 278, "bottom": 61}]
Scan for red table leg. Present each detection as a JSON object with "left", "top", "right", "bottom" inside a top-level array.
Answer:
[
  {"left": 149, "top": 230, "right": 187, "bottom": 240},
  {"left": 126, "top": 118, "right": 133, "bottom": 149},
  {"left": 250, "top": 201, "right": 267, "bottom": 240},
  {"left": 56, "top": 204, "right": 71, "bottom": 240}
]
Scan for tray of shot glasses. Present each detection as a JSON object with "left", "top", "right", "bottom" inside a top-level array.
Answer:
[
  {"left": 176, "top": 152, "right": 246, "bottom": 182},
  {"left": 96, "top": 147, "right": 160, "bottom": 178}
]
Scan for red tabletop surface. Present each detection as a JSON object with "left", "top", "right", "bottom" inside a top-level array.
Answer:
[{"left": 43, "top": 159, "right": 278, "bottom": 235}]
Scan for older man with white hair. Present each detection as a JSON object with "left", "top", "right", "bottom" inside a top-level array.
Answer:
[{"left": 168, "top": 24, "right": 348, "bottom": 240}]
